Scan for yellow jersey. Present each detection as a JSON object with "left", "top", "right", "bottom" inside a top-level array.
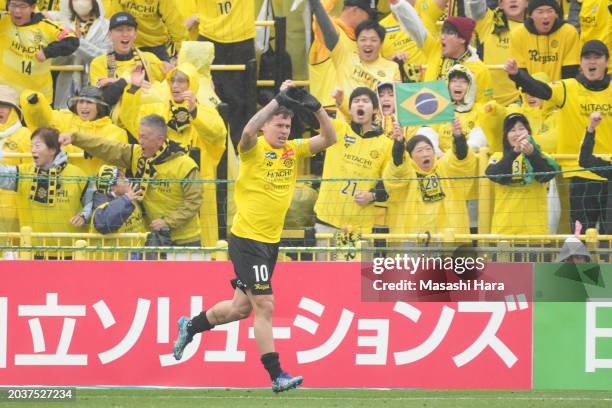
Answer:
[
  {"left": 232, "top": 137, "right": 312, "bottom": 243},
  {"left": 109, "top": 0, "right": 188, "bottom": 48},
  {"left": 314, "top": 120, "right": 392, "bottom": 232},
  {"left": 550, "top": 78, "right": 612, "bottom": 180},
  {"left": 0, "top": 14, "right": 77, "bottom": 100},
  {"left": 197, "top": 0, "right": 255, "bottom": 43},
  {"left": 474, "top": 9, "right": 522, "bottom": 106},
  {"left": 509, "top": 22, "right": 580, "bottom": 80},
  {"left": 331, "top": 39, "right": 401, "bottom": 115}
]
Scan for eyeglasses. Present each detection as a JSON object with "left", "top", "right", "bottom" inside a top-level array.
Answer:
[{"left": 8, "top": 2, "right": 32, "bottom": 10}]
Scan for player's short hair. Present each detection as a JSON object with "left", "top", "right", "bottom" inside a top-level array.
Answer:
[
  {"left": 267, "top": 105, "right": 294, "bottom": 121},
  {"left": 140, "top": 114, "right": 168, "bottom": 139},
  {"left": 355, "top": 20, "right": 386, "bottom": 43}
]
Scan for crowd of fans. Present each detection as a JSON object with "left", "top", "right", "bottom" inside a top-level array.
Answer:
[{"left": 0, "top": 0, "right": 610, "bottom": 258}]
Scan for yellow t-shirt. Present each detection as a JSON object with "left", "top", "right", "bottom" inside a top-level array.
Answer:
[
  {"left": 379, "top": 12, "right": 426, "bottom": 83},
  {"left": 550, "top": 78, "right": 612, "bottom": 179},
  {"left": 232, "top": 137, "right": 312, "bottom": 243},
  {"left": 197, "top": 0, "right": 255, "bottom": 43},
  {"left": 509, "top": 23, "right": 580, "bottom": 80},
  {"left": 475, "top": 9, "right": 522, "bottom": 106},
  {"left": 314, "top": 120, "right": 392, "bottom": 232},
  {"left": 331, "top": 40, "right": 401, "bottom": 115},
  {"left": 0, "top": 15, "right": 75, "bottom": 100},
  {"left": 109, "top": 0, "right": 188, "bottom": 48},
  {"left": 579, "top": 0, "right": 612, "bottom": 72},
  {"left": 420, "top": 35, "right": 494, "bottom": 104}
]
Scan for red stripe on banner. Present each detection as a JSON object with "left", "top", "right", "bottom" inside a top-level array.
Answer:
[{"left": 0, "top": 262, "right": 531, "bottom": 388}]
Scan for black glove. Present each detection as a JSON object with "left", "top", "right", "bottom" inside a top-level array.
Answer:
[
  {"left": 27, "top": 93, "right": 39, "bottom": 104},
  {"left": 286, "top": 87, "right": 322, "bottom": 112},
  {"left": 274, "top": 90, "right": 301, "bottom": 111}
]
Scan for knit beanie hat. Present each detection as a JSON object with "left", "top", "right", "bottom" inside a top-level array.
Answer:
[
  {"left": 527, "top": 0, "right": 561, "bottom": 16},
  {"left": 444, "top": 16, "right": 476, "bottom": 44}
]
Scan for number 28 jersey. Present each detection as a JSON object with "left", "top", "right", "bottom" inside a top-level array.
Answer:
[{"left": 314, "top": 120, "right": 392, "bottom": 232}]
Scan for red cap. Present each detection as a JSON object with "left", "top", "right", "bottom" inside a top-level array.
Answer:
[{"left": 444, "top": 16, "right": 476, "bottom": 45}]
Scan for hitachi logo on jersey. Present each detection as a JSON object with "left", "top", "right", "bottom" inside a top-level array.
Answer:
[
  {"left": 343, "top": 152, "right": 373, "bottom": 167},
  {"left": 528, "top": 50, "right": 558, "bottom": 63},
  {"left": 127, "top": 2, "right": 157, "bottom": 14},
  {"left": 580, "top": 103, "right": 612, "bottom": 114},
  {"left": 266, "top": 169, "right": 293, "bottom": 178},
  {"left": 265, "top": 152, "right": 277, "bottom": 159},
  {"left": 11, "top": 40, "right": 43, "bottom": 55},
  {"left": 352, "top": 67, "right": 377, "bottom": 87}
]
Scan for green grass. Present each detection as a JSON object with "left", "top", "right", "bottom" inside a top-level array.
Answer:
[{"left": 3, "top": 389, "right": 612, "bottom": 408}]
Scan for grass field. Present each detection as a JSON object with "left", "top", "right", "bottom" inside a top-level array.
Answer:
[{"left": 2, "top": 389, "right": 612, "bottom": 408}]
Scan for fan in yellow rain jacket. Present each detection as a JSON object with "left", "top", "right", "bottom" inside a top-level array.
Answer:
[
  {"left": 108, "top": 0, "right": 187, "bottom": 60},
  {"left": 0, "top": 85, "right": 31, "bottom": 241},
  {"left": 383, "top": 118, "right": 477, "bottom": 235},
  {"left": 479, "top": 72, "right": 558, "bottom": 154},
  {"left": 119, "top": 62, "right": 226, "bottom": 245},
  {"left": 21, "top": 86, "right": 128, "bottom": 176},
  {"left": 485, "top": 113, "right": 559, "bottom": 234},
  {"left": 0, "top": 0, "right": 79, "bottom": 101}
]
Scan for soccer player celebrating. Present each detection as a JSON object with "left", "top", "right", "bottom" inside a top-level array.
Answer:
[{"left": 172, "top": 83, "right": 336, "bottom": 392}]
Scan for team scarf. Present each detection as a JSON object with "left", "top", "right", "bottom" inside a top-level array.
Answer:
[
  {"left": 133, "top": 140, "right": 184, "bottom": 195},
  {"left": 106, "top": 49, "right": 148, "bottom": 80},
  {"left": 491, "top": 8, "right": 510, "bottom": 36},
  {"left": 74, "top": 15, "right": 95, "bottom": 38},
  {"left": 167, "top": 101, "right": 192, "bottom": 135},
  {"left": 28, "top": 158, "right": 68, "bottom": 206}
]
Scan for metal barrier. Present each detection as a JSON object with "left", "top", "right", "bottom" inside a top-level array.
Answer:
[{"left": 1, "top": 226, "right": 610, "bottom": 263}]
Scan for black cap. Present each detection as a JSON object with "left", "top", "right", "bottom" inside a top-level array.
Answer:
[
  {"left": 109, "top": 12, "right": 137, "bottom": 30},
  {"left": 344, "top": 0, "right": 377, "bottom": 18},
  {"left": 581, "top": 40, "right": 609, "bottom": 58}
]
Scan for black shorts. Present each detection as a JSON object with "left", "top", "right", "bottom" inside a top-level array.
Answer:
[{"left": 228, "top": 234, "right": 279, "bottom": 295}]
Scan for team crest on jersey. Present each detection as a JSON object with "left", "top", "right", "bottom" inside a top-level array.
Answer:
[
  {"left": 344, "top": 135, "right": 356, "bottom": 148},
  {"left": 281, "top": 149, "right": 294, "bottom": 159},
  {"left": 33, "top": 32, "right": 43, "bottom": 43},
  {"left": 36, "top": 187, "right": 47, "bottom": 200},
  {"left": 283, "top": 158, "right": 294, "bottom": 168},
  {"left": 370, "top": 150, "right": 379, "bottom": 159},
  {"left": 378, "top": 70, "right": 386, "bottom": 77},
  {"left": 551, "top": 40, "right": 559, "bottom": 48}
]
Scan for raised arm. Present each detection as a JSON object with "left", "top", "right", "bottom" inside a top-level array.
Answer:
[
  {"left": 505, "top": 59, "right": 553, "bottom": 100},
  {"left": 239, "top": 99, "right": 282, "bottom": 152},
  {"left": 389, "top": 0, "right": 427, "bottom": 48},
  {"left": 463, "top": 0, "right": 488, "bottom": 21},
  {"left": 308, "top": 0, "right": 340, "bottom": 50},
  {"left": 579, "top": 112, "right": 612, "bottom": 179}
]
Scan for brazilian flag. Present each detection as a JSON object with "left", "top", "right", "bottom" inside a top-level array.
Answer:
[{"left": 395, "top": 80, "right": 454, "bottom": 127}]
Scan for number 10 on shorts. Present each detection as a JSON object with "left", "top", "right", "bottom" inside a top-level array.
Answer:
[{"left": 253, "top": 265, "right": 269, "bottom": 282}]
